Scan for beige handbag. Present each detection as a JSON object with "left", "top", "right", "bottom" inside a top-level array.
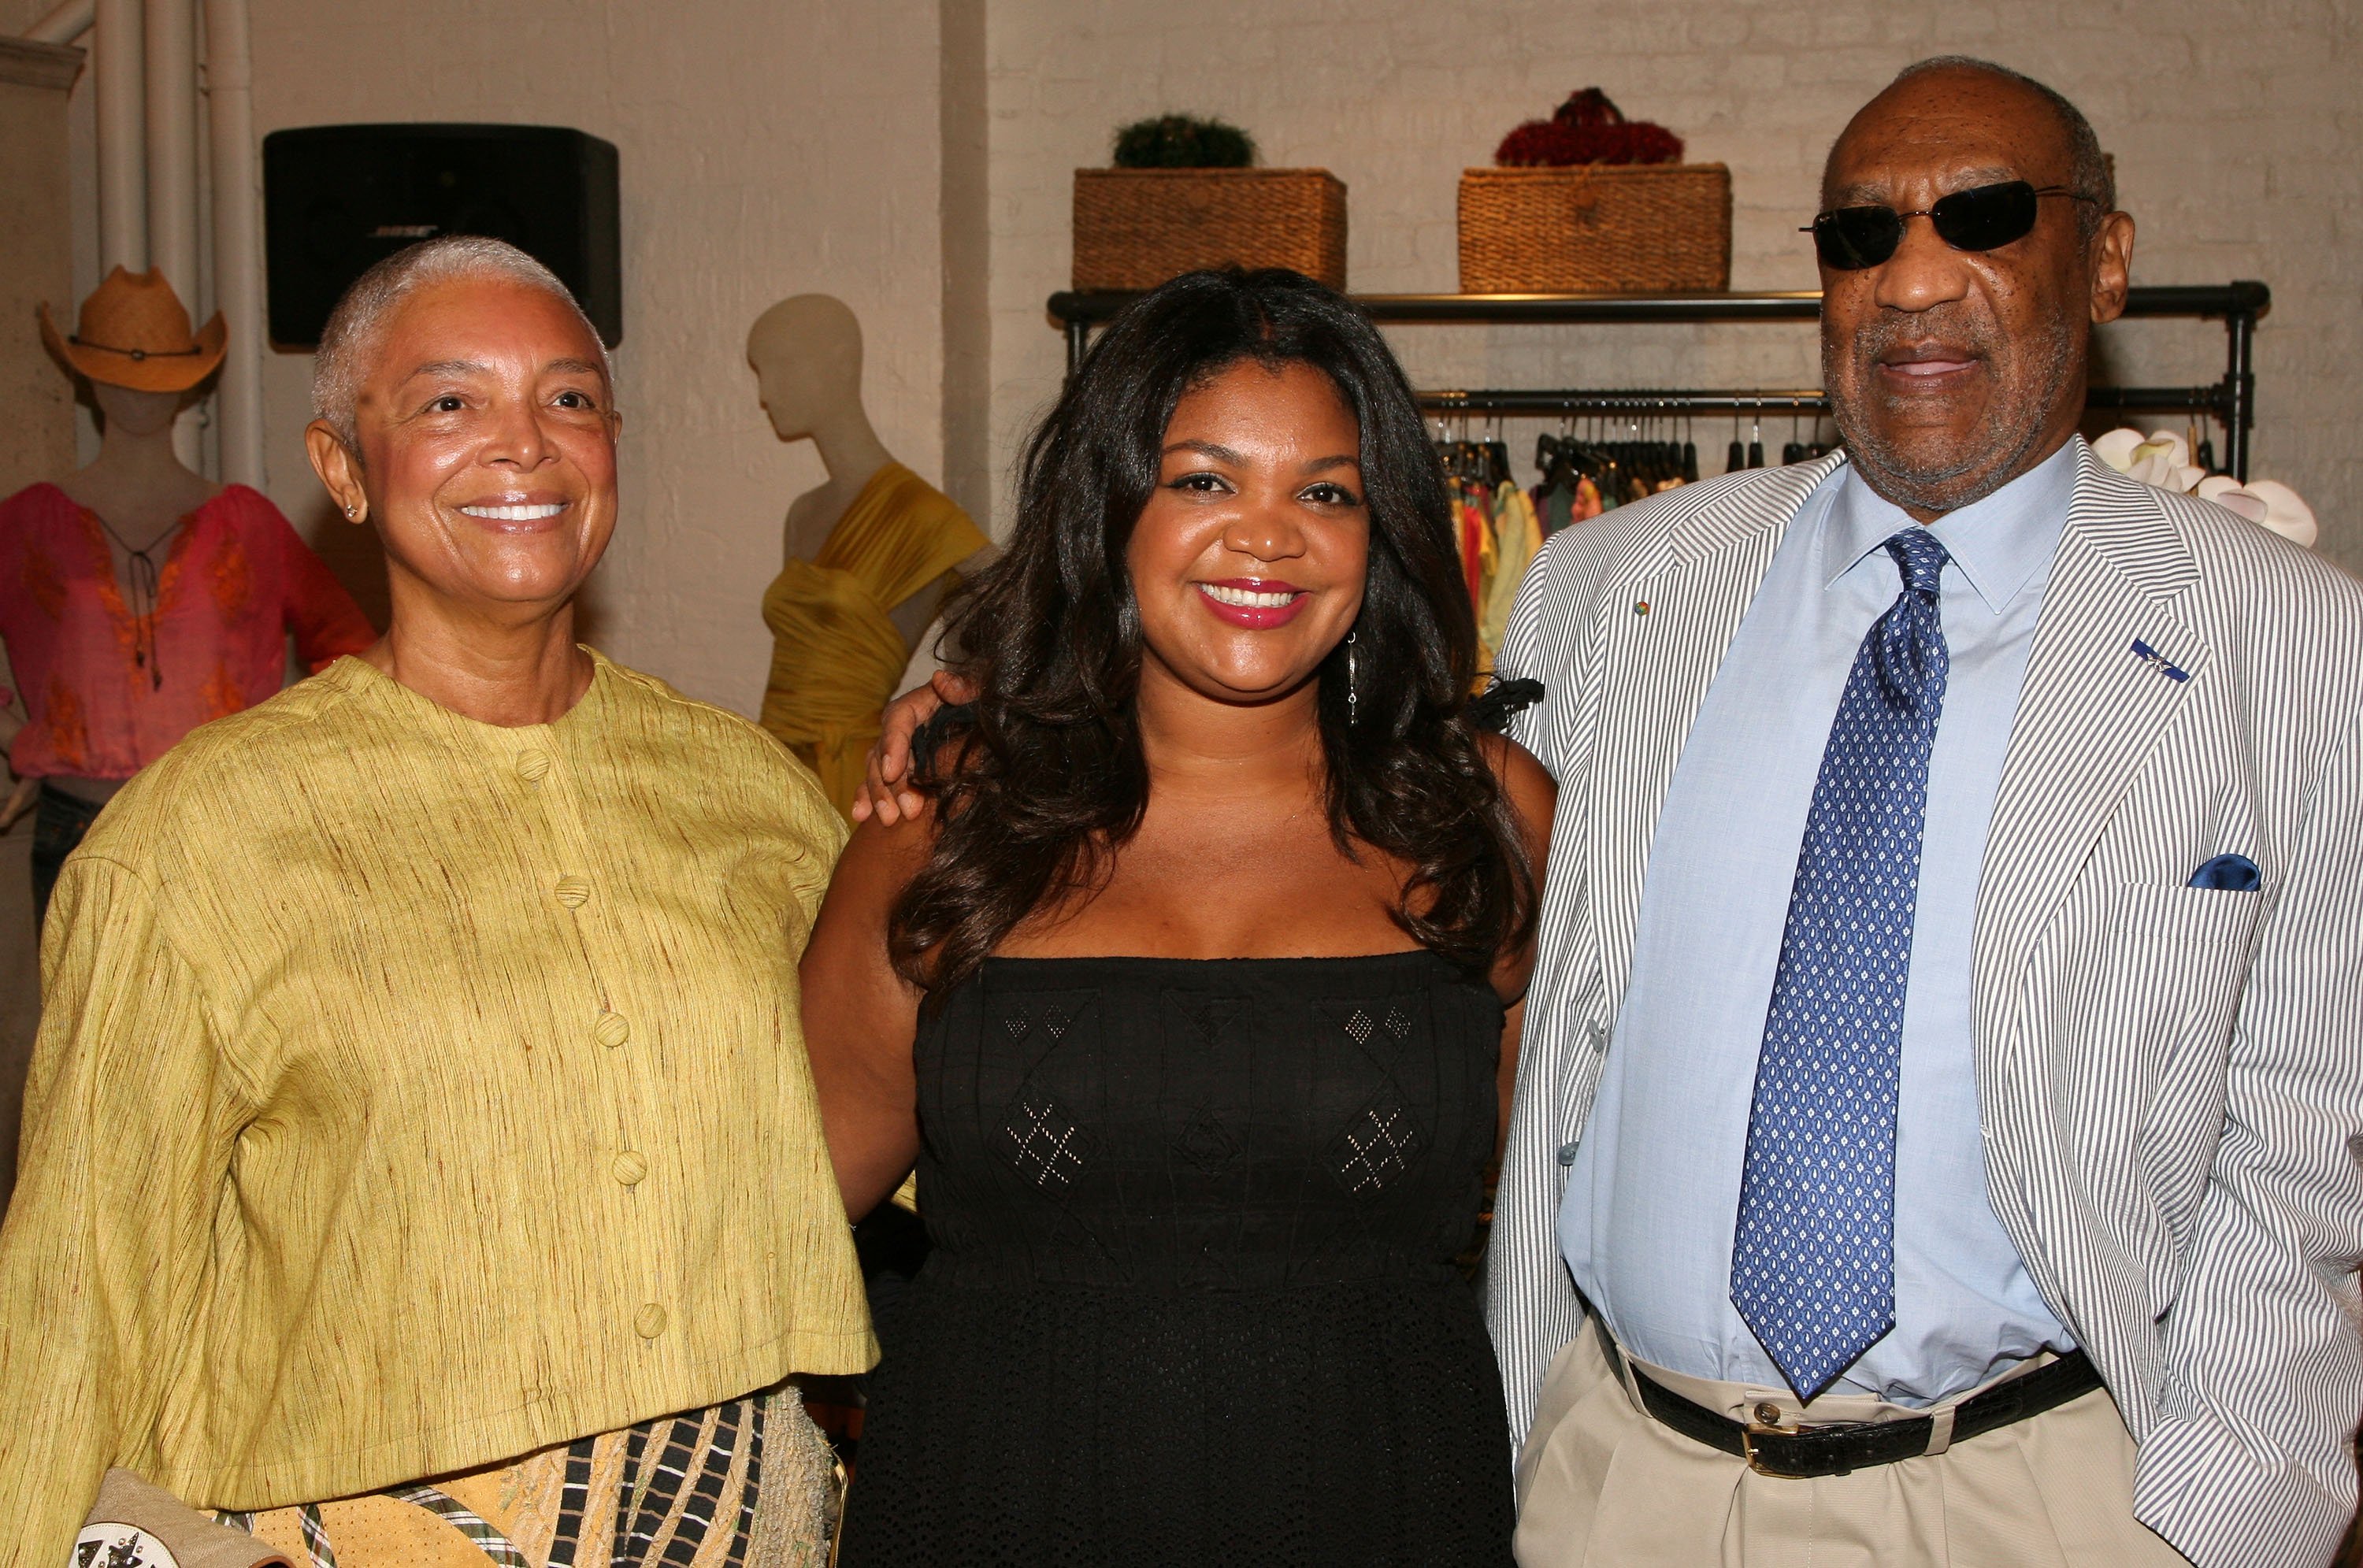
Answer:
[{"left": 72, "top": 1470, "right": 291, "bottom": 1568}]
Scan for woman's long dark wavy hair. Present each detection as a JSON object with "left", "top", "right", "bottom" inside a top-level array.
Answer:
[{"left": 889, "top": 268, "right": 1535, "bottom": 994}]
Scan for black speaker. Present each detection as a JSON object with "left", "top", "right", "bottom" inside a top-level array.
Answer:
[{"left": 262, "top": 123, "right": 621, "bottom": 349}]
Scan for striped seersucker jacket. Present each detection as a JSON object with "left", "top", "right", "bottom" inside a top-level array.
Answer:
[{"left": 1486, "top": 441, "right": 2363, "bottom": 1567}]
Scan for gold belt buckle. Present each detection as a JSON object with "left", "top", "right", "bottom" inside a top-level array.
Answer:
[{"left": 1741, "top": 1402, "right": 1790, "bottom": 1477}]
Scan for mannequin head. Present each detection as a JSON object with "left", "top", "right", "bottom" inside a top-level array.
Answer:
[{"left": 747, "top": 295, "right": 864, "bottom": 443}]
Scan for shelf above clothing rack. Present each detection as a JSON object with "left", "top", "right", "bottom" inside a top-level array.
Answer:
[{"left": 1046, "top": 282, "right": 2273, "bottom": 480}]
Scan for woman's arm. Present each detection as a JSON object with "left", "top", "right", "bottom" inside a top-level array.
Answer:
[
  {"left": 800, "top": 807, "right": 937, "bottom": 1219},
  {"left": 0, "top": 859, "right": 240, "bottom": 1567},
  {"left": 1483, "top": 734, "right": 1558, "bottom": 1158}
]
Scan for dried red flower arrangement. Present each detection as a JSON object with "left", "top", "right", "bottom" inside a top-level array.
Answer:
[{"left": 1495, "top": 88, "right": 1685, "bottom": 168}]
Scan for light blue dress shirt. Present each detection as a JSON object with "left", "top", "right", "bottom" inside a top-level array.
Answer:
[{"left": 1559, "top": 440, "right": 2084, "bottom": 1405}]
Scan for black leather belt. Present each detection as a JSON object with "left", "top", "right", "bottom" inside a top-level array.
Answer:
[{"left": 1615, "top": 1336, "right": 2105, "bottom": 1478}]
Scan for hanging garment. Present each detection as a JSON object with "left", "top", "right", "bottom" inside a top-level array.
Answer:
[
  {"left": 760, "top": 463, "right": 988, "bottom": 818},
  {"left": 1538, "top": 481, "right": 1576, "bottom": 537},
  {"left": 1479, "top": 482, "right": 1544, "bottom": 658},
  {"left": 1571, "top": 476, "right": 1604, "bottom": 524}
]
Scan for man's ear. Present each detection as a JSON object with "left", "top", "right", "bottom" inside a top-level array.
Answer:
[
  {"left": 305, "top": 421, "right": 369, "bottom": 525},
  {"left": 2089, "top": 210, "right": 2135, "bottom": 326}
]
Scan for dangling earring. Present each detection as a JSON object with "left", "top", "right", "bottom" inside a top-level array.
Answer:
[{"left": 1345, "top": 630, "right": 1359, "bottom": 725}]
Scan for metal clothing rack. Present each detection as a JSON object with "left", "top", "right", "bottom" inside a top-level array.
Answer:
[{"left": 1046, "top": 282, "right": 2272, "bottom": 480}]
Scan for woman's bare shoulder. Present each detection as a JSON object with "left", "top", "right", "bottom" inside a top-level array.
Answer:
[{"left": 1477, "top": 731, "right": 1556, "bottom": 825}]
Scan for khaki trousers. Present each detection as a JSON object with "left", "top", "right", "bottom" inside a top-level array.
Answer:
[{"left": 1514, "top": 1329, "right": 2192, "bottom": 1566}]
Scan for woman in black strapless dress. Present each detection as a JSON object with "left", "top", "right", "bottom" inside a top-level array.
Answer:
[{"left": 803, "top": 268, "right": 1556, "bottom": 1566}]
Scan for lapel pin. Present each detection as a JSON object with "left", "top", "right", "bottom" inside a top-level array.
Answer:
[
  {"left": 2130, "top": 639, "right": 2190, "bottom": 682},
  {"left": 1634, "top": 600, "right": 1650, "bottom": 617}
]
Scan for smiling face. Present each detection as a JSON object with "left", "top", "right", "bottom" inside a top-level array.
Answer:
[
  {"left": 308, "top": 275, "right": 619, "bottom": 618},
  {"left": 1819, "top": 67, "right": 2133, "bottom": 517},
  {"left": 1126, "top": 358, "right": 1369, "bottom": 711}
]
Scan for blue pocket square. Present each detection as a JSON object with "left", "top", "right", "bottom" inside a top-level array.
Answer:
[{"left": 2189, "top": 854, "right": 2261, "bottom": 891}]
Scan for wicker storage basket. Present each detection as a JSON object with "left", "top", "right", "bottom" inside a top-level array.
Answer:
[
  {"left": 1458, "top": 164, "right": 1731, "bottom": 293},
  {"left": 1073, "top": 168, "right": 1346, "bottom": 291}
]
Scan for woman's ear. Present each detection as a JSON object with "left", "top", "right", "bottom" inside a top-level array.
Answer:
[{"left": 304, "top": 420, "right": 369, "bottom": 525}]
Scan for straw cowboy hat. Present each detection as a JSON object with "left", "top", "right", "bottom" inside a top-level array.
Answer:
[{"left": 39, "top": 265, "right": 226, "bottom": 394}]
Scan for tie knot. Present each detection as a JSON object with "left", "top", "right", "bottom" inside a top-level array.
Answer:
[{"left": 1884, "top": 528, "right": 1949, "bottom": 596}]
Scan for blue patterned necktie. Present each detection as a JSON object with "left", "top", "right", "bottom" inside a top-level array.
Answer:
[{"left": 1730, "top": 526, "right": 1951, "bottom": 1402}]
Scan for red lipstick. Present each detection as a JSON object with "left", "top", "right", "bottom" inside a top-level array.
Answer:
[{"left": 1193, "top": 577, "right": 1309, "bottom": 629}]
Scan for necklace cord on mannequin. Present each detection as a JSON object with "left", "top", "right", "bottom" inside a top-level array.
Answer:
[{"left": 91, "top": 511, "right": 181, "bottom": 691}]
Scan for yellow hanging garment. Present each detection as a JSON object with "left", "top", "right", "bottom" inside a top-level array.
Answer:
[
  {"left": 1478, "top": 481, "right": 1542, "bottom": 661},
  {"left": 759, "top": 463, "right": 988, "bottom": 817}
]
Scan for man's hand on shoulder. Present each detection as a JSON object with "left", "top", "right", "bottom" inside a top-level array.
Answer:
[{"left": 854, "top": 670, "right": 974, "bottom": 826}]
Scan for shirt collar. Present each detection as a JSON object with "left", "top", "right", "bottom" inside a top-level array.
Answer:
[{"left": 1822, "top": 437, "right": 2082, "bottom": 613}]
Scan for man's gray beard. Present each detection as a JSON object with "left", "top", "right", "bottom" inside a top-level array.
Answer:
[{"left": 1826, "top": 310, "right": 2079, "bottom": 514}]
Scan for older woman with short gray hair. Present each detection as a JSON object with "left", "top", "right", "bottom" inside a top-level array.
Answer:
[{"left": 0, "top": 237, "right": 870, "bottom": 1568}]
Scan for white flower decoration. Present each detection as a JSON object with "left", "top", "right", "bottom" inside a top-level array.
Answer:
[
  {"left": 2091, "top": 427, "right": 2205, "bottom": 493},
  {"left": 2196, "top": 475, "right": 2317, "bottom": 549}
]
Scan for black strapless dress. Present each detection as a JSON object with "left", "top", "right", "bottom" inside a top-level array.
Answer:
[{"left": 838, "top": 951, "right": 1515, "bottom": 1566}]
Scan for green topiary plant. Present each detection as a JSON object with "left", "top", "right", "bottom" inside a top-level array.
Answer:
[{"left": 1111, "top": 114, "right": 1257, "bottom": 169}]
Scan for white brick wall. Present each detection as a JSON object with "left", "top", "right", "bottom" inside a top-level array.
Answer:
[
  {"left": 984, "top": 0, "right": 2361, "bottom": 576},
  {"left": 9, "top": 0, "right": 2354, "bottom": 710},
  {"left": 236, "top": 0, "right": 951, "bottom": 714}
]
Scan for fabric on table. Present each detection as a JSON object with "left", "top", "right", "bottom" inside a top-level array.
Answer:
[
  {"left": 0, "top": 651, "right": 873, "bottom": 1568},
  {"left": 1510, "top": 1329, "right": 2192, "bottom": 1566},
  {"left": 839, "top": 951, "right": 1516, "bottom": 1566},
  {"left": 759, "top": 462, "right": 986, "bottom": 818},
  {"left": 0, "top": 482, "right": 374, "bottom": 781},
  {"left": 234, "top": 1388, "right": 838, "bottom": 1568}
]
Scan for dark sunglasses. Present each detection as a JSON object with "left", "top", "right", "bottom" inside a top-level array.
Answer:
[{"left": 1805, "top": 180, "right": 2101, "bottom": 270}]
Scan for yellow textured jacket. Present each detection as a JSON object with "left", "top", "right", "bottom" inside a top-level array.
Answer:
[{"left": 0, "top": 651, "right": 873, "bottom": 1567}]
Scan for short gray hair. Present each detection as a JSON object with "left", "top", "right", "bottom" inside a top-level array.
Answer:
[
  {"left": 1885, "top": 57, "right": 2116, "bottom": 235},
  {"left": 311, "top": 235, "right": 614, "bottom": 450}
]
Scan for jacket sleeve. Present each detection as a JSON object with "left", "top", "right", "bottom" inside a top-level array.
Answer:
[
  {"left": 2132, "top": 710, "right": 2363, "bottom": 1567},
  {"left": 1483, "top": 533, "right": 1598, "bottom": 1457},
  {"left": 0, "top": 858, "right": 244, "bottom": 1568},
  {"left": 269, "top": 507, "right": 377, "bottom": 673}
]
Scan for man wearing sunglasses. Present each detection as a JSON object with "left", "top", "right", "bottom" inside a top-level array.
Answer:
[{"left": 1487, "top": 55, "right": 2363, "bottom": 1567}]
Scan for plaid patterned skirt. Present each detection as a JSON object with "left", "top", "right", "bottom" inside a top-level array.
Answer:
[{"left": 224, "top": 1388, "right": 837, "bottom": 1568}]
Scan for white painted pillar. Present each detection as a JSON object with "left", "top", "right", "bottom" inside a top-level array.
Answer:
[
  {"left": 202, "top": 0, "right": 262, "bottom": 487},
  {"left": 25, "top": 0, "right": 96, "bottom": 44},
  {"left": 144, "top": 0, "right": 198, "bottom": 301},
  {"left": 145, "top": 0, "right": 201, "bottom": 464},
  {"left": 94, "top": 0, "right": 145, "bottom": 272}
]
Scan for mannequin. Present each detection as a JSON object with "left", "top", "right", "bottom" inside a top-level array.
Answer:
[
  {"left": 749, "top": 294, "right": 989, "bottom": 817},
  {"left": 0, "top": 266, "right": 373, "bottom": 917},
  {"left": 0, "top": 379, "right": 217, "bottom": 828}
]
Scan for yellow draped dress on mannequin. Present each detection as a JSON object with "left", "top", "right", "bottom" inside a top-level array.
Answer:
[{"left": 759, "top": 463, "right": 987, "bottom": 817}]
